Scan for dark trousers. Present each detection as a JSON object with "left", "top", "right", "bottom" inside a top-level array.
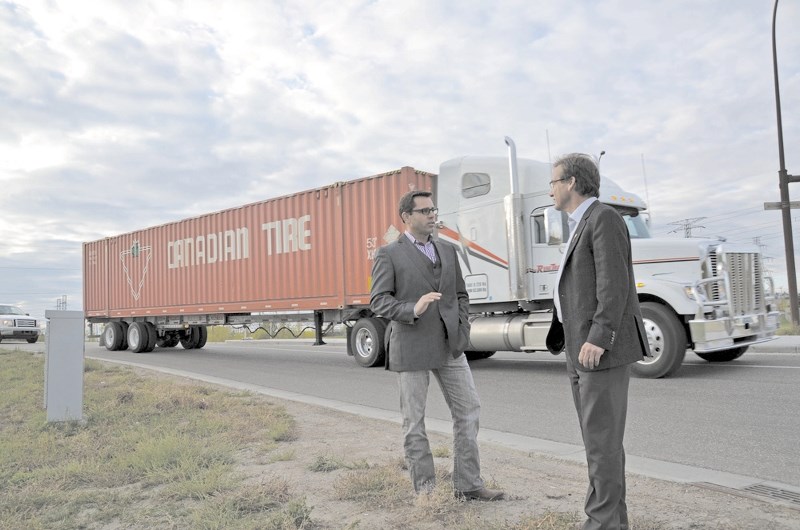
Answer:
[{"left": 566, "top": 354, "right": 631, "bottom": 530}]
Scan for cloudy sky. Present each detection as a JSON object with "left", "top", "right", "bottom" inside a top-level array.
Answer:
[{"left": 1, "top": 0, "right": 798, "bottom": 320}]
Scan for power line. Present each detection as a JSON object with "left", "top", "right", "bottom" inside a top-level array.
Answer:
[{"left": 668, "top": 217, "right": 707, "bottom": 237}]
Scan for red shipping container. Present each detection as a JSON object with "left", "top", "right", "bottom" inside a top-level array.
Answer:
[{"left": 83, "top": 167, "right": 435, "bottom": 319}]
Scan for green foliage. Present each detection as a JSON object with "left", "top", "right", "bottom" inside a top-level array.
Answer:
[{"left": 775, "top": 297, "right": 799, "bottom": 335}]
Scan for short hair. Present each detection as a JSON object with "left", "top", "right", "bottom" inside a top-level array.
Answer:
[
  {"left": 398, "top": 190, "right": 433, "bottom": 219},
  {"left": 553, "top": 153, "right": 600, "bottom": 198}
]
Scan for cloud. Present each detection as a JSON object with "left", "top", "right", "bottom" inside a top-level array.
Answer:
[{"left": 0, "top": 0, "right": 798, "bottom": 319}]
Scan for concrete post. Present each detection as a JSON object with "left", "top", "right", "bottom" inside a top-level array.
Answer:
[{"left": 44, "top": 310, "right": 85, "bottom": 422}]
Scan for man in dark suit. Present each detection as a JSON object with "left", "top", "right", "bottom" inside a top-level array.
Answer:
[
  {"left": 370, "top": 190, "right": 503, "bottom": 501},
  {"left": 546, "top": 154, "right": 650, "bottom": 529}
]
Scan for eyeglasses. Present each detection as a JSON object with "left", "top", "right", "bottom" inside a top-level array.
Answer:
[
  {"left": 549, "top": 177, "right": 570, "bottom": 189},
  {"left": 411, "top": 207, "right": 438, "bottom": 215}
]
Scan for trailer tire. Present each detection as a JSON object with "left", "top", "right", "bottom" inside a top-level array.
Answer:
[
  {"left": 119, "top": 321, "right": 129, "bottom": 350},
  {"left": 632, "top": 302, "right": 687, "bottom": 378},
  {"left": 695, "top": 346, "right": 748, "bottom": 363},
  {"left": 143, "top": 322, "right": 157, "bottom": 352},
  {"left": 103, "top": 322, "right": 124, "bottom": 351},
  {"left": 128, "top": 322, "right": 151, "bottom": 353},
  {"left": 465, "top": 351, "right": 496, "bottom": 361},
  {"left": 180, "top": 326, "right": 200, "bottom": 349},
  {"left": 195, "top": 326, "right": 208, "bottom": 349},
  {"left": 351, "top": 318, "right": 386, "bottom": 367}
]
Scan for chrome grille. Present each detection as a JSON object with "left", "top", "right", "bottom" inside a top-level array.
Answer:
[
  {"left": 15, "top": 319, "right": 36, "bottom": 328},
  {"left": 709, "top": 251, "right": 763, "bottom": 316},
  {"left": 708, "top": 251, "right": 720, "bottom": 301}
]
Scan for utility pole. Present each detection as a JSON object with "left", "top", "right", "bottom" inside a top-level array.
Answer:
[
  {"left": 668, "top": 217, "right": 706, "bottom": 238},
  {"left": 771, "top": 0, "right": 800, "bottom": 326}
]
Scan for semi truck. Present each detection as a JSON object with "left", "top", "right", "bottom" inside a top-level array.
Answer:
[{"left": 83, "top": 138, "right": 779, "bottom": 378}]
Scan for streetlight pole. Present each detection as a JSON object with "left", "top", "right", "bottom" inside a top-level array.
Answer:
[{"left": 772, "top": 0, "right": 800, "bottom": 326}]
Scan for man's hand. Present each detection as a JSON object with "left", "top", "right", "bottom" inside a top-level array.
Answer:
[
  {"left": 414, "top": 292, "right": 442, "bottom": 317},
  {"left": 578, "top": 342, "right": 605, "bottom": 369}
]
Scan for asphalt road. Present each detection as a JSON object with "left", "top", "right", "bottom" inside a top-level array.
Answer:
[{"left": 16, "top": 339, "right": 800, "bottom": 488}]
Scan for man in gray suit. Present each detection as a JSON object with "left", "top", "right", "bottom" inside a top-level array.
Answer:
[
  {"left": 546, "top": 154, "right": 650, "bottom": 529},
  {"left": 370, "top": 190, "right": 503, "bottom": 501}
]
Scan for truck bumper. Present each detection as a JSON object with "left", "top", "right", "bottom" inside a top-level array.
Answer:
[{"left": 689, "top": 310, "right": 780, "bottom": 353}]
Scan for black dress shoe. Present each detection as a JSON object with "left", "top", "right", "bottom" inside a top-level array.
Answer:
[{"left": 455, "top": 487, "right": 504, "bottom": 501}]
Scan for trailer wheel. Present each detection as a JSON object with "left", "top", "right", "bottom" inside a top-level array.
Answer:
[
  {"left": 351, "top": 318, "right": 386, "bottom": 367},
  {"left": 119, "top": 321, "right": 130, "bottom": 350},
  {"left": 128, "top": 322, "right": 152, "bottom": 353},
  {"left": 143, "top": 322, "right": 157, "bottom": 352},
  {"left": 103, "top": 322, "right": 124, "bottom": 351},
  {"left": 695, "top": 346, "right": 748, "bottom": 363},
  {"left": 180, "top": 326, "right": 200, "bottom": 349},
  {"left": 632, "top": 302, "right": 687, "bottom": 378},
  {"left": 465, "top": 351, "right": 496, "bottom": 361},
  {"left": 195, "top": 326, "right": 208, "bottom": 349}
]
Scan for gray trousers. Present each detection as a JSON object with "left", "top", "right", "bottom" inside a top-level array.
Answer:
[
  {"left": 398, "top": 353, "right": 484, "bottom": 493},
  {"left": 567, "top": 354, "right": 631, "bottom": 530}
]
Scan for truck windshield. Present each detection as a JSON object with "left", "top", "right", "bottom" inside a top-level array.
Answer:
[{"left": 623, "top": 213, "right": 651, "bottom": 239}]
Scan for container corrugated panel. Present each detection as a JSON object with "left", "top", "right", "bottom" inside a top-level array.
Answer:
[
  {"left": 83, "top": 168, "right": 436, "bottom": 318},
  {"left": 341, "top": 167, "right": 435, "bottom": 305}
]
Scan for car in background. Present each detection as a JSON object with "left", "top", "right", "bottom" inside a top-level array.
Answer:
[{"left": 0, "top": 304, "right": 40, "bottom": 343}]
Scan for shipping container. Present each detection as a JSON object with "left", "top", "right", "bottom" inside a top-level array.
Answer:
[{"left": 84, "top": 167, "right": 435, "bottom": 352}]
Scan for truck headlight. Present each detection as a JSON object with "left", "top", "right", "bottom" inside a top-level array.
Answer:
[
  {"left": 1, "top": 319, "right": 12, "bottom": 326},
  {"left": 683, "top": 286, "right": 695, "bottom": 301}
]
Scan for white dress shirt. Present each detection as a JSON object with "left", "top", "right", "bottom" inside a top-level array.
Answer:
[{"left": 554, "top": 197, "right": 598, "bottom": 322}]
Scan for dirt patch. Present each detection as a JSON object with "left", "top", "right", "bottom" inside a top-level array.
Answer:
[{"left": 243, "top": 396, "right": 800, "bottom": 529}]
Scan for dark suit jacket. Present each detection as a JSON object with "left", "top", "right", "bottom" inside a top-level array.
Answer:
[
  {"left": 546, "top": 201, "right": 650, "bottom": 370},
  {"left": 370, "top": 235, "right": 470, "bottom": 372}
]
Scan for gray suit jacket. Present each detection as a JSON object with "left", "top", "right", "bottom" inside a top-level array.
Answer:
[
  {"left": 370, "top": 235, "right": 470, "bottom": 372},
  {"left": 546, "top": 201, "right": 650, "bottom": 370}
]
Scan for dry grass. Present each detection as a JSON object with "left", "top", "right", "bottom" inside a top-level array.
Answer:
[{"left": 0, "top": 349, "right": 308, "bottom": 529}]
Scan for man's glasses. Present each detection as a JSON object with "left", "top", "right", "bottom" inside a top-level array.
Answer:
[
  {"left": 549, "top": 177, "right": 570, "bottom": 189},
  {"left": 411, "top": 207, "right": 438, "bottom": 215}
]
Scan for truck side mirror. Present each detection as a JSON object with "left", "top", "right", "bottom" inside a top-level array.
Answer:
[{"left": 544, "top": 207, "right": 568, "bottom": 245}]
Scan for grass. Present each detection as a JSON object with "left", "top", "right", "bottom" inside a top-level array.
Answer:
[
  {"left": 0, "top": 348, "right": 674, "bottom": 530},
  {"left": 0, "top": 349, "right": 308, "bottom": 529},
  {"left": 774, "top": 297, "right": 799, "bottom": 335}
]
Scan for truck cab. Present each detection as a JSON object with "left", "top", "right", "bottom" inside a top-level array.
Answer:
[{"left": 434, "top": 150, "right": 779, "bottom": 377}]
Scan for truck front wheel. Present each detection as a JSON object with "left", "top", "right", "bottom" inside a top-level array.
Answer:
[
  {"left": 695, "top": 346, "right": 748, "bottom": 363},
  {"left": 632, "top": 302, "right": 687, "bottom": 378},
  {"left": 351, "top": 318, "right": 386, "bottom": 367}
]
